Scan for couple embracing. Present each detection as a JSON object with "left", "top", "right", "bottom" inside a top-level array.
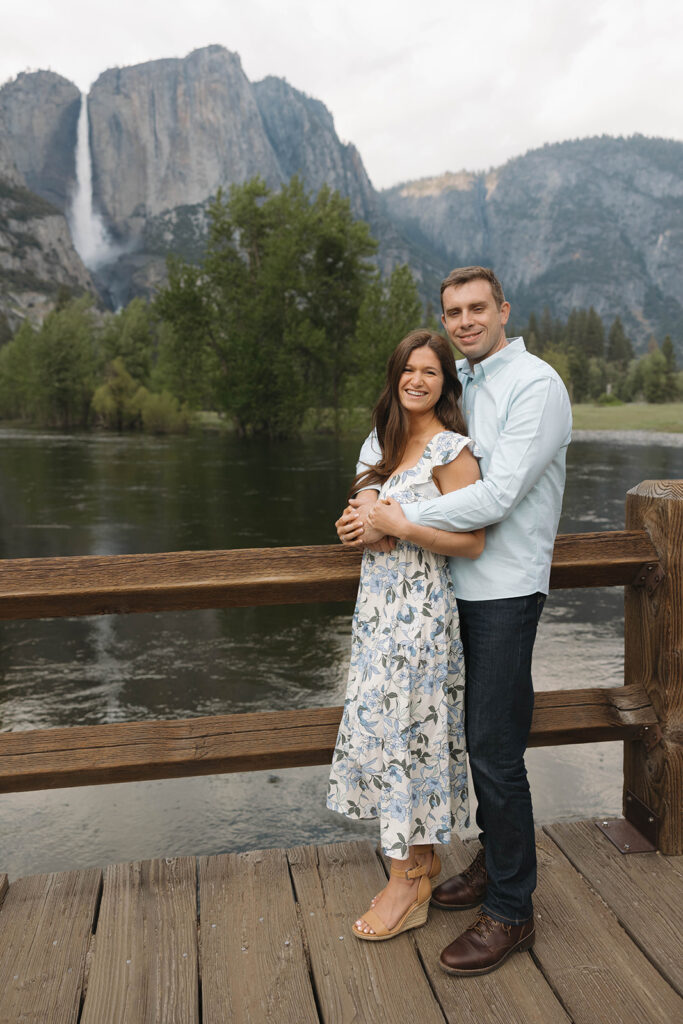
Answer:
[{"left": 327, "top": 266, "right": 572, "bottom": 976}]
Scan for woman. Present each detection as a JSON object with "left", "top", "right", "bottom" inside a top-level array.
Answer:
[{"left": 327, "top": 328, "right": 484, "bottom": 941}]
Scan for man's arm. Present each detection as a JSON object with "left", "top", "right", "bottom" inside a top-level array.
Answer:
[{"left": 402, "top": 377, "right": 571, "bottom": 532}]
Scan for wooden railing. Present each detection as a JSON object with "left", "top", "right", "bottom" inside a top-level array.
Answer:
[{"left": 0, "top": 480, "right": 681, "bottom": 854}]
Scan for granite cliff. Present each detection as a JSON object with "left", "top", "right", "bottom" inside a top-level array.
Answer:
[
  {"left": 0, "top": 118, "right": 94, "bottom": 338},
  {"left": 81, "top": 46, "right": 436, "bottom": 306},
  {"left": 1, "top": 47, "right": 682, "bottom": 346},
  {"left": 0, "top": 71, "right": 80, "bottom": 210},
  {"left": 382, "top": 136, "right": 683, "bottom": 345}
]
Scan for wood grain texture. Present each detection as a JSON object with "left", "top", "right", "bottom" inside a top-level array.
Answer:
[
  {"left": 0, "top": 868, "right": 101, "bottom": 1024},
  {"left": 80, "top": 858, "right": 198, "bottom": 1024},
  {"left": 549, "top": 530, "right": 658, "bottom": 589},
  {"left": 0, "top": 876, "right": 7, "bottom": 911},
  {"left": 624, "top": 480, "right": 683, "bottom": 854},
  {"left": 534, "top": 829, "right": 683, "bottom": 1024},
  {"left": 527, "top": 683, "right": 656, "bottom": 746},
  {"left": 0, "top": 530, "right": 659, "bottom": 621},
  {"left": 0, "top": 544, "right": 363, "bottom": 619},
  {"left": 0, "top": 706, "right": 343, "bottom": 792},
  {"left": 0, "top": 684, "right": 656, "bottom": 793},
  {"left": 408, "top": 838, "right": 571, "bottom": 1024},
  {"left": 545, "top": 820, "right": 683, "bottom": 995},
  {"left": 199, "top": 849, "right": 318, "bottom": 1024},
  {"left": 288, "top": 840, "right": 444, "bottom": 1024}
]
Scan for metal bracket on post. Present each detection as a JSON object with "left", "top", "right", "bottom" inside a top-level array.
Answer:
[
  {"left": 631, "top": 562, "right": 665, "bottom": 595},
  {"left": 596, "top": 791, "right": 659, "bottom": 853}
]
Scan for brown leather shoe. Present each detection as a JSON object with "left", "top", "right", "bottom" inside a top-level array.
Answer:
[
  {"left": 431, "top": 847, "right": 487, "bottom": 910},
  {"left": 439, "top": 911, "right": 535, "bottom": 976}
]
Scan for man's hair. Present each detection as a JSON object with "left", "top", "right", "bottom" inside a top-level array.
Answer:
[{"left": 440, "top": 266, "right": 505, "bottom": 311}]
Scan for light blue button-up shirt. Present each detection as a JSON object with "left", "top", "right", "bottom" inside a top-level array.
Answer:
[{"left": 356, "top": 337, "right": 572, "bottom": 600}]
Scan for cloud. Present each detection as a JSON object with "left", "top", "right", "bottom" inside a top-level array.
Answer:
[{"left": 1, "top": 0, "right": 681, "bottom": 188}]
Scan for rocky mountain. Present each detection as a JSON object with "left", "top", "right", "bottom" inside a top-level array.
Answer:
[
  {"left": 0, "top": 103, "right": 94, "bottom": 339},
  {"left": 382, "top": 136, "right": 683, "bottom": 347},
  {"left": 1, "top": 47, "right": 682, "bottom": 350},
  {"left": 84, "top": 47, "right": 434, "bottom": 305},
  {"left": 0, "top": 71, "right": 80, "bottom": 210}
]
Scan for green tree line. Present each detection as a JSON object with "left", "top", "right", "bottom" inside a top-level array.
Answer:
[
  {"left": 0, "top": 177, "right": 680, "bottom": 435},
  {"left": 517, "top": 306, "right": 681, "bottom": 404}
]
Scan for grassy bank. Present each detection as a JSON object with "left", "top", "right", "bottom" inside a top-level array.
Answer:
[
  {"left": 571, "top": 402, "right": 683, "bottom": 433},
  {"left": 8, "top": 402, "right": 680, "bottom": 438}
]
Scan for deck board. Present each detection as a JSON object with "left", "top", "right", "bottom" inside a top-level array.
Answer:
[
  {"left": 0, "top": 868, "right": 101, "bottom": 1024},
  {"left": 198, "top": 848, "right": 318, "bottom": 1024},
  {"left": 288, "top": 841, "right": 445, "bottom": 1024},
  {"left": 410, "top": 838, "right": 572, "bottom": 1024},
  {"left": 80, "top": 858, "right": 199, "bottom": 1024},
  {"left": 545, "top": 819, "right": 683, "bottom": 995},
  {"left": 532, "top": 830, "right": 683, "bottom": 1024},
  {"left": 0, "top": 819, "right": 681, "bottom": 1024}
]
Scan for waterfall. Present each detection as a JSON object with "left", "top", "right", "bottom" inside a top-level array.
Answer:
[{"left": 69, "top": 93, "right": 114, "bottom": 268}]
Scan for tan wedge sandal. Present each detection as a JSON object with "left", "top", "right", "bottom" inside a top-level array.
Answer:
[
  {"left": 352, "top": 861, "right": 432, "bottom": 941},
  {"left": 370, "top": 845, "right": 441, "bottom": 908}
]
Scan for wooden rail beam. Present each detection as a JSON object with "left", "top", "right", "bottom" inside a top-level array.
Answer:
[
  {"left": 0, "top": 684, "right": 657, "bottom": 794},
  {"left": 0, "top": 530, "right": 660, "bottom": 621}
]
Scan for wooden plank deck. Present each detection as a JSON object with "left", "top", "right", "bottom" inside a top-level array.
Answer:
[{"left": 0, "top": 820, "right": 681, "bottom": 1024}]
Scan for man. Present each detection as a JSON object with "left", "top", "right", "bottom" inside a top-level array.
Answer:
[{"left": 336, "top": 266, "right": 571, "bottom": 975}]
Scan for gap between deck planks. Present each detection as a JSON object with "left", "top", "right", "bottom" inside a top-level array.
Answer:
[
  {"left": 544, "top": 820, "right": 683, "bottom": 995},
  {"left": 0, "top": 821, "right": 681, "bottom": 1024}
]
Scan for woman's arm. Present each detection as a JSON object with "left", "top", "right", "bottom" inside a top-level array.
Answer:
[{"left": 367, "top": 447, "right": 485, "bottom": 559}]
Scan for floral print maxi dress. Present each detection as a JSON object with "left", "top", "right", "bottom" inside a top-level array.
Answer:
[{"left": 327, "top": 430, "right": 473, "bottom": 859}]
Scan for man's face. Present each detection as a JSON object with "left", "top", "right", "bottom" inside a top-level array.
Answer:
[{"left": 441, "top": 279, "right": 511, "bottom": 365}]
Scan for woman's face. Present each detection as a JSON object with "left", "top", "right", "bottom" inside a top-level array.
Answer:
[{"left": 398, "top": 345, "right": 444, "bottom": 413}]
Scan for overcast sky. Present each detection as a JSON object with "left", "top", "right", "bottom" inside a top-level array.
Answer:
[{"left": 1, "top": 0, "right": 680, "bottom": 189}]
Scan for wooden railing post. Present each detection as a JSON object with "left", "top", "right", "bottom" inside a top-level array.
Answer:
[{"left": 624, "top": 480, "right": 683, "bottom": 854}]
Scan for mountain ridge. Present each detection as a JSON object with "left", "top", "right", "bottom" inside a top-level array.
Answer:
[{"left": 0, "top": 47, "right": 681, "bottom": 349}]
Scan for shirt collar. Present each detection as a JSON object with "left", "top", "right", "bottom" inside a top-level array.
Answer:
[{"left": 457, "top": 336, "right": 526, "bottom": 382}]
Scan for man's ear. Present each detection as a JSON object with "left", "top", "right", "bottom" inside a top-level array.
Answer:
[{"left": 500, "top": 301, "right": 511, "bottom": 326}]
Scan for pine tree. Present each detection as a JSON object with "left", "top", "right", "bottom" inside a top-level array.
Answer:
[
  {"left": 661, "top": 335, "right": 680, "bottom": 400},
  {"left": 584, "top": 307, "right": 606, "bottom": 359},
  {"left": 606, "top": 317, "right": 634, "bottom": 367}
]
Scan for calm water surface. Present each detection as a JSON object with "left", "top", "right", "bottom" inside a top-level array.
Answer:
[{"left": 1, "top": 427, "right": 682, "bottom": 879}]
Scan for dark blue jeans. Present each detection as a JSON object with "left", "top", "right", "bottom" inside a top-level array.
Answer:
[{"left": 457, "top": 592, "right": 546, "bottom": 925}]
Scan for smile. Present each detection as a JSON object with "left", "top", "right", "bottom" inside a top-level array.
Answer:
[
  {"left": 458, "top": 331, "right": 482, "bottom": 342},
  {"left": 405, "top": 389, "right": 427, "bottom": 396}
]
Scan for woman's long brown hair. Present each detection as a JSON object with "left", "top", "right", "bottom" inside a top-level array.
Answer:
[{"left": 349, "top": 329, "right": 467, "bottom": 498}]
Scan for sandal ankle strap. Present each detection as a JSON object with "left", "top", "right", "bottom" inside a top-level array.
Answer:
[{"left": 390, "top": 862, "right": 428, "bottom": 880}]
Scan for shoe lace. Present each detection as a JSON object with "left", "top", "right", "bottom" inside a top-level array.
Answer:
[
  {"left": 463, "top": 851, "right": 486, "bottom": 881},
  {"left": 472, "top": 912, "right": 511, "bottom": 938}
]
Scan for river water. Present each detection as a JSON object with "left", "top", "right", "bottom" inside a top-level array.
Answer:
[{"left": 1, "top": 427, "right": 681, "bottom": 880}]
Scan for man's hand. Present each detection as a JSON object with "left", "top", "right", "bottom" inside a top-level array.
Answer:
[{"left": 367, "top": 497, "right": 409, "bottom": 540}]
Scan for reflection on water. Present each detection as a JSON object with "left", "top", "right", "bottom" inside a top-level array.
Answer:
[{"left": 0, "top": 427, "right": 682, "bottom": 879}]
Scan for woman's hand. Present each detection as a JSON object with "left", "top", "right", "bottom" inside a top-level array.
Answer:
[
  {"left": 336, "top": 493, "right": 388, "bottom": 547},
  {"left": 335, "top": 503, "right": 365, "bottom": 547},
  {"left": 367, "top": 497, "right": 408, "bottom": 540}
]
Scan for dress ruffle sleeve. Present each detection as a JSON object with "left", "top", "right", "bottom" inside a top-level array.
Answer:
[{"left": 431, "top": 431, "right": 481, "bottom": 468}]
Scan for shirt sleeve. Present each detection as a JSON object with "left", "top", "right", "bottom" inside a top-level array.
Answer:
[
  {"left": 353, "top": 430, "right": 381, "bottom": 493},
  {"left": 402, "top": 376, "right": 572, "bottom": 531}
]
